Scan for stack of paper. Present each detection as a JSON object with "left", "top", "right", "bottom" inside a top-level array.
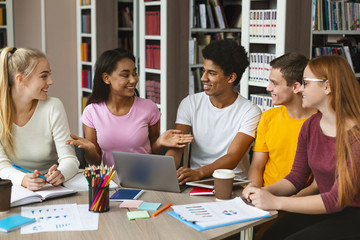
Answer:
[{"left": 169, "top": 197, "right": 271, "bottom": 231}]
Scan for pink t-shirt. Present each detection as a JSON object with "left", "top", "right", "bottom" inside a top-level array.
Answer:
[{"left": 81, "top": 97, "right": 161, "bottom": 166}]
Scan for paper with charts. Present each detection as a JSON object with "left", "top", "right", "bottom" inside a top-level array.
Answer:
[
  {"left": 171, "top": 197, "right": 271, "bottom": 228},
  {"left": 20, "top": 204, "right": 99, "bottom": 234}
]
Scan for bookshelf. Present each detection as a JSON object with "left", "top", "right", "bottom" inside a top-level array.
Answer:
[
  {"left": 76, "top": 0, "right": 117, "bottom": 135},
  {"left": 0, "top": 0, "right": 13, "bottom": 48},
  {"left": 139, "top": 0, "right": 188, "bottom": 133},
  {"left": 310, "top": 0, "right": 360, "bottom": 78},
  {"left": 240, "top": 0, "right": 311, "bottom": 111},
  {"left": 189, "top": 0, "right": 243, "bottom": 94},
  {"left": 118, "top": 0, "right": 138, "bottom": 57}
]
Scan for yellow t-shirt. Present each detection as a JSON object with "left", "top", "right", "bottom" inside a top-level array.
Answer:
[{"left": 253, "top": 106, "right": 311, "bottom": 186}]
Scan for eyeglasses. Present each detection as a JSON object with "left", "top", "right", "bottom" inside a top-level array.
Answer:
[{"left": 302, "top": 78, "right": 327, "bottom": 87}]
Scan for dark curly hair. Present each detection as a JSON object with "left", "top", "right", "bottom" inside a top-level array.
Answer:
[
  {"left": 202, "top": 40, "right": 249, "bottom": 86},
  {"left": 87, "top": 48, "right": 137, "bottom": 105}
]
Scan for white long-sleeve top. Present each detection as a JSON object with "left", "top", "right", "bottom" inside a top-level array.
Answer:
[{"left": 0, "top": 97, "right": 79, "bottom": 185}]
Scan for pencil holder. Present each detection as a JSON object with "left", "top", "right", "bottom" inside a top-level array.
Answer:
[{"left": 88, "top": 185, "right": 110, "bottom": 212}]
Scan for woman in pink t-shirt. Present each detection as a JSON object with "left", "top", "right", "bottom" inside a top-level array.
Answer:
[{"left": 67, "top": 48, "right": 193, "bottom": 166}]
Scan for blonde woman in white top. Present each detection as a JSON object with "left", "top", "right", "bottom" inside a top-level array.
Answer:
[{"left": 0, "top": 47, "right": 79, "bottom": 191}]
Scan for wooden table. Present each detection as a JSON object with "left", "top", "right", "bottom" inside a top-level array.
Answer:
[{"left": 0, "top": 187, "right": 277, "bottom": 240}]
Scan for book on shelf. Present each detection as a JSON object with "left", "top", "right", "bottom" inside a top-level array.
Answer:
[
  {"left": 81, "top": 12, "right": 91, "bottom": 34},
  {"left": 191, "top": 68, "right": 204, "bottom": 93},
  {"left": 80, "top": 0, "right": 91, "bottom": 6},
  {"left": 145, "top": 44, "right": 160, "bottom": 70},
  {"left": 11, "top": 185, "right": 76, "bottom": 207},
  {"left": 146, "top": 80, "right": 160, "bottom": 104},
  {"left": 81, "top": 41, "right": 91, "bottom": 62},
  {"left": 81, "top": 96, "right": 88, "bottom": 112},
  {"left": 250, "top": 9, "right": 277, "bottom": 39},
  {"left": 120, "top": 7, "right": 133, "bottom": 28},
  {"left": 199, "top": 1, "right": 207, "bottom": 29},
  {"left": 312, "top": 0, "right": 360, "bottom": 31},
  {"left": 81, "top": 69, "right": 92, "bottom": 89},
  {"left": 249, "top": 52, "right": 275, "bottom": 84},
  {"left": 189, "top": 74, "right": 195, "bottom": 95},
  {"left": 206, "top": 0, "right": 216, "bottom": 28},
  {"left": 145, "top": 10, "right": 160, "bottom": 35},
  {"left": 0, "top": 6, "right": 4, "bottom": 26},
  {"left": 189, "top": 39, "right": 196, "bottom": 65},
  {"left": 209, "top": 0, "right": 228, "bottom": 29},
  {"left": 118, "top": 35, "right": 134, "bottom": 53},
  {"left": 0, "top": 29, "right": 7, "bottom": 48},
  {"left": 250, "top": 94, "right": 274, "bottom": 112}
]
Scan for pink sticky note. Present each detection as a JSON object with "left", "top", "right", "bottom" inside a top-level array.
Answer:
[{"left": 120, "top": 200, "right": 144, "bottom": 209}]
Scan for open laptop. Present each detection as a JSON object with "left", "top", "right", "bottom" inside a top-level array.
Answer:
[{"left": 112, "top": 152, "right": 187, "bottom": 193}]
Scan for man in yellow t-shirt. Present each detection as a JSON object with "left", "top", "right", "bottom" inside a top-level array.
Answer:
[{"left": 247, "top": 52, "right": 315, "bottom": 187}]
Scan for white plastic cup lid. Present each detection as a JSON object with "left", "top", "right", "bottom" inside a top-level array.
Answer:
[{"left": 212, "top": 169, "right": 235, "bottom": 179}]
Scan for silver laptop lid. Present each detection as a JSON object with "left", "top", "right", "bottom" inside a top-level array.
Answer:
[{"left": 112, "top": 151, "right": 184, "bottom": 193}]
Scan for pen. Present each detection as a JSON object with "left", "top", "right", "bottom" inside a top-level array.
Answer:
[
  {"left": 152, "top": 203, "right": 172, "bottom": 217},
  {"left": 12, "top": 164, "right": 47, "bottom": 180}
]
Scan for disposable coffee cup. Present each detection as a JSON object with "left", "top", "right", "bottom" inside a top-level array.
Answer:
[
  {"left": 0, "top": 178, "right": 12, "bottom": 214},
  {"left": 212, "top": 169, "right": 235, "bottom": 201}
]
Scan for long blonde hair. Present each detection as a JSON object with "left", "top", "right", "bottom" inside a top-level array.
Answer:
[
  {"left": 308, "top": 55, "right": 360, "bottom": 207},
  {"left": 0, "top": 47, "right": 45, "bottom": 156}
]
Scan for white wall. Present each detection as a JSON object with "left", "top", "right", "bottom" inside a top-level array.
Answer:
[{"left": 14, "top": 0, "right": 78, "bottom": 134}]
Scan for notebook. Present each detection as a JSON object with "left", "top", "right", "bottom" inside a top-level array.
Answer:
[
  {"left": 189, "top": 187, "right": 214, "bottom": 196},
  {"left": 110, "top": 189, "right": 144, "bottom": 201},
  {"left": 0, "top": 215, "right": 36, "bottom": 233},
  {"left": 11, "top": 185, "right": 76, "bottom": 207},
  {"left": 112, "top": 152, "right": 186, "bottom": 193}
]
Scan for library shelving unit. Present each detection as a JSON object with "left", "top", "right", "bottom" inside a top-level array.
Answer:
[
  {"left": 0, "top": 0, "right": 14, "bottom": 48},
  {"left": 76, "top": 0, "right": 117, "bottom": 135},
  {"left": 138, "top": 0, "right": 188, "bottom": 133},
  {"left": 189, "top": 0, "right": 242, "bottom": 94},
  {"left": 240, "top": 0, "right": 311, "bottom": 111},
  {"left": 118, "top": 0, "right": 138, "bottom": 57},
  {"left": 310, "top": 0, "right": 360, "bottom": 79}
]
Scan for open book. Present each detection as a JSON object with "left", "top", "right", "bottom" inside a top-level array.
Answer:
[
  {"left": 169, "top": 197, "right": 271, "bottom": 231},
  {"left": 11, "top": 185, "right": 76, "bottom": 207}
]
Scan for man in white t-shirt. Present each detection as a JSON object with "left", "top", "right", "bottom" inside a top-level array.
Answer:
[{"left": 166, "top": 40, "right": 261, "bottom": 185}]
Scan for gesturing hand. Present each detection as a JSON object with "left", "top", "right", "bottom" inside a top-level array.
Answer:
[
  {"left": 158, "top": 130, "right": 194, "bottom": 148},
  {"left": 66, "top": 133, "right": 96, "bottom": 150}
]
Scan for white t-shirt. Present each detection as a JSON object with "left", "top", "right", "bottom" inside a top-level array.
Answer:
[
  {"left": 176, "top": 92, "right": 261, "bottom": 178},
  {"left": 0, "top": 97, "right": 79, "bottom": 185}
]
